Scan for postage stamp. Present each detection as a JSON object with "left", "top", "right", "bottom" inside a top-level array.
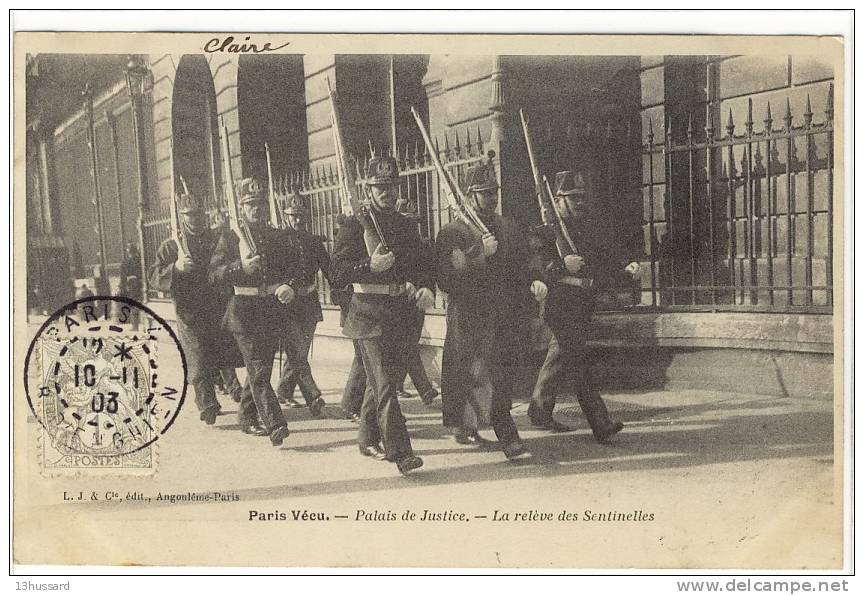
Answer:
[{"left": 24, "top": 296, "right": 188, "bottom": 476}]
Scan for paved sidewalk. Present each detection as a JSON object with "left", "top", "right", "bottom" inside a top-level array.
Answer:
[{"left": 22, "top": 324, "right": 839, "bottom": 568}]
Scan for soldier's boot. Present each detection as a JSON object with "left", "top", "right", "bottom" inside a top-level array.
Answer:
[
  {"left": 395, "top": 454, "right": 423, "bottom": 475},
  {"left": 527, "top": 401, "right": 573, "bottom": 433},
  {"left": 277, "top": 381, "right": 305, "bottom": 408},
  {"left": 200, "top": 405, "right": 219, "bottom": 426},
  {"left": 574, "top": 368, "right": 623, "bottom": 444}
]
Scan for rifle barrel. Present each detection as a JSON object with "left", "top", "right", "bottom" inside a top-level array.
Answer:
[{"left": 410, "top": 106, "right": 489, "bottom": 236}]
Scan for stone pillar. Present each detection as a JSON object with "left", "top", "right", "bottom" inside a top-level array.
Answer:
[{"left": 488, "top": 55, "right": 506, "bottom": 215}]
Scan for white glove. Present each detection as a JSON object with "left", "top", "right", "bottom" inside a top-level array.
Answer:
[
  {"left": 530, "top": 280, "right": 548, "bottom": 302},
  {"left": 415, "top": 287, "right": 435, "bottom": 311},
  {"left": 481, "top": 233, "right": 498, "bottom": 257},
  {"left": 563, "top": 254, "right": 584, "bottom": 274},
  {"left": 241, "top": 254, "right": 262, "bottom": 274},
  {"left": 404, "top": 281, "right": 417, "bottom": 299},
  {"left": 175, "top": 255, "right": 196, "bottom": 274},
  {"left": 274, "top": 284, "right": 295, "bottom": 304},
  {"left": 624, "top": 261, "right": 641, "bottom": 276},
  {"left": 370, "top": 243, "right": 395, "bottom": 273}
]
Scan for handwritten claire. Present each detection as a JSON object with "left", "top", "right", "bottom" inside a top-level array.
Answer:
[{"left": 204, "top": 36, "right": 291, "bottom": 54}]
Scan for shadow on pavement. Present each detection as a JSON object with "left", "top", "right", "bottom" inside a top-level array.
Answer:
[{"left": 129, "top": 394, "right": 832, "bottom": 508}]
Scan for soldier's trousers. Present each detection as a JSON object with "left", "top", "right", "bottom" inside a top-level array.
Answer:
[
  {"left": 233, "top": 332, "right": 288, "bottom": 433},
  {"left": 531, "top": 335, "right": 614, "bottom": 431},
  {"left": 276, "top": 318, "right": 321, "bottom": 404},
  {"left": 219, "top": 367, "right": 243, "bottom": 400},
  {"left": 357, "top": 335, "right": 413, "bottom": 461},
  {"left": 176, "top": 318, "right": 220, "bottom": 420},
  {"left": 397, "top": 311, "right": 433, "bottom": 396},
  {"left": 340, "top": 340, "right": 366, "bottom": 415}
]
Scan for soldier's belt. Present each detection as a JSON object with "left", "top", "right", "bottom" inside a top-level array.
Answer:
[
  {"left": 558, "top": 276, "right": 593, "bottom": 288},
  {"left": 351, "top": 283, "right": 409, "bottom": 297},
  {"left": 232, "top": 283, "right": 282, "bottom": 297}
]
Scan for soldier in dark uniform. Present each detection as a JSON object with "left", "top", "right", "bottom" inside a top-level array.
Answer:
[
  {"left": 393, "top": 197, "right": 438, "bottom": 405},
  {"left": 148, "top": 190, "right": 243, "bottom": 425},
  {"left": 333, "top": 215, "right": 365, "bottom": 424},
  {"left": 436, "top": 160, "right": 547, "bottom": 460},
  {"left": 330, "top": 156, "right": 433, "bottom": 474},
  {"left": 274, "top": 192, "right": 330, "bottom": 416},
  {"left": 528, "top": 170, "right": 640, "bottom": 442},
  {"left": 209, "top": 178, "right": 303, "bottom": 447}
]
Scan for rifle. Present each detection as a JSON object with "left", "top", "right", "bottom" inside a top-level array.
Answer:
[
  {"left": 326, "top": 77, "right": 390, "bottom": 253},
  {"left": 264, "top": 142, "right": 282, "bottom": 229},
  {"left": 167, "top": 140, "right": 190, "bottom": 259},
  {"left": 410, "top": 106, "right": 489, "bottom": 236},
  {"left": 519, "top": 108, "right": 578, "bottom": 258},
  {"left": 219, "top": 117, "right": 258, "bottom": 260}
]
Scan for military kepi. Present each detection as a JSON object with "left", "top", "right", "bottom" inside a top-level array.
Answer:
[
  {"left": 464, "top": 160, "right": 499, "bottom": 193},
  {"left": 236, "top": 177, "right": 267, "bottom": 204},
  {"left": 366, "top": 156, "right": 399, "bottom": 185},
  {"left": 554, "top": 170, "right": 587, "bottom": 196}
]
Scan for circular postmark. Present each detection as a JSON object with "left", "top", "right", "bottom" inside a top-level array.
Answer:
[{"left": 25, "top": 296, "right": 188, "bottom": 466}]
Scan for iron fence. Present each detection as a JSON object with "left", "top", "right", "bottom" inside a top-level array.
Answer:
[
  {"left": 140, "top": 88, "right": 834, "bottom": 315},
  {"left": 640, "top": 84, "right": 834, "bottom": 313},
  {"left": 279, "top": 125, "right": 489, "bottom": 311}
]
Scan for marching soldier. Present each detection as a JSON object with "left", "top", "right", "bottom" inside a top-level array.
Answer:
[
  {"left": 393, "top": 197, "right": 438, "bottom": 405},
  {"left": 209, "top": 177, "right": 302, "bottom": 447},
  {"left": 331, "top": 156, "right": 433, "bottom": 474},
  {"left": 436, "top": 159, "right": 547, "bottom": 460},
  {"left": 528, "top": 170, "right": 639, "bottom": 441},
  {"left": 332, "top": 214, "right": 365, "bottom": 424},
  {"left": 274, "top": 192, "right": 330, "bottom": 416},
  {"left": 148, "top": 189, "right": 243, "bottom": 425}
]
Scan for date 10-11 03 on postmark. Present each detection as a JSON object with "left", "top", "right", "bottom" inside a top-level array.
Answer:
[{"left": 24, "top": 297, "right": 188, "bottom": 476}]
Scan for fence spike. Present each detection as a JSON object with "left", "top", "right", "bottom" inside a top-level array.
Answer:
[
  {"left": 476, "top": 125, "right": 483, "bottom": 152},
  {"left": 826, "top": 83, "right": 834, "bottom": 121},
  {"left": 746, "top": 98, "right": 754, "bottom": 135},
  {"left": 726, "top": 107, "right": 735, "bottom": 137},
  {"left": 804, "top": 93, "right": 813, "bottom": 127},
  {"left": 764, "top": 100, "right": 773, "bottom": 132},
  {"left": 686, "top": 113, "right": 694, "bottom": 140},
  {"left": 414, "top": 140, "right": 421, "bottom": 164},
  {"left": 784, "top": 97, "right": 793, "bottom": 129},
  {"left": 328, "top": 163, "right": 336, "bottom": 185},
  {"left": 466, "top": 127, "right": 473, "bottom": 153},
  {"left": 454, "top": 129, "right": 461, "bottom": 156},
  {"left": 443, "top": 133, "right": 451, "bottom": 159},
  {"left": 754, "top": 141, "right": 764, "bottom": 173}
]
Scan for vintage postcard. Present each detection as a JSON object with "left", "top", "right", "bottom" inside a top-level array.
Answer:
[{"left": 12, "top": 29, "right": 847, "bottom": 569}]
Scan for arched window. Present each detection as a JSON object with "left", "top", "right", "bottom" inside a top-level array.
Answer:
[
  {"left": 171, "top": 55, "right": 221, "bottom": 206},
  {"left": 237, "top": 54, "right": 308, "bottom": 186}
]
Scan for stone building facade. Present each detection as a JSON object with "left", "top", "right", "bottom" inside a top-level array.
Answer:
[{"left": 25, "top": 52, "right": 837, "bottom": 399}]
